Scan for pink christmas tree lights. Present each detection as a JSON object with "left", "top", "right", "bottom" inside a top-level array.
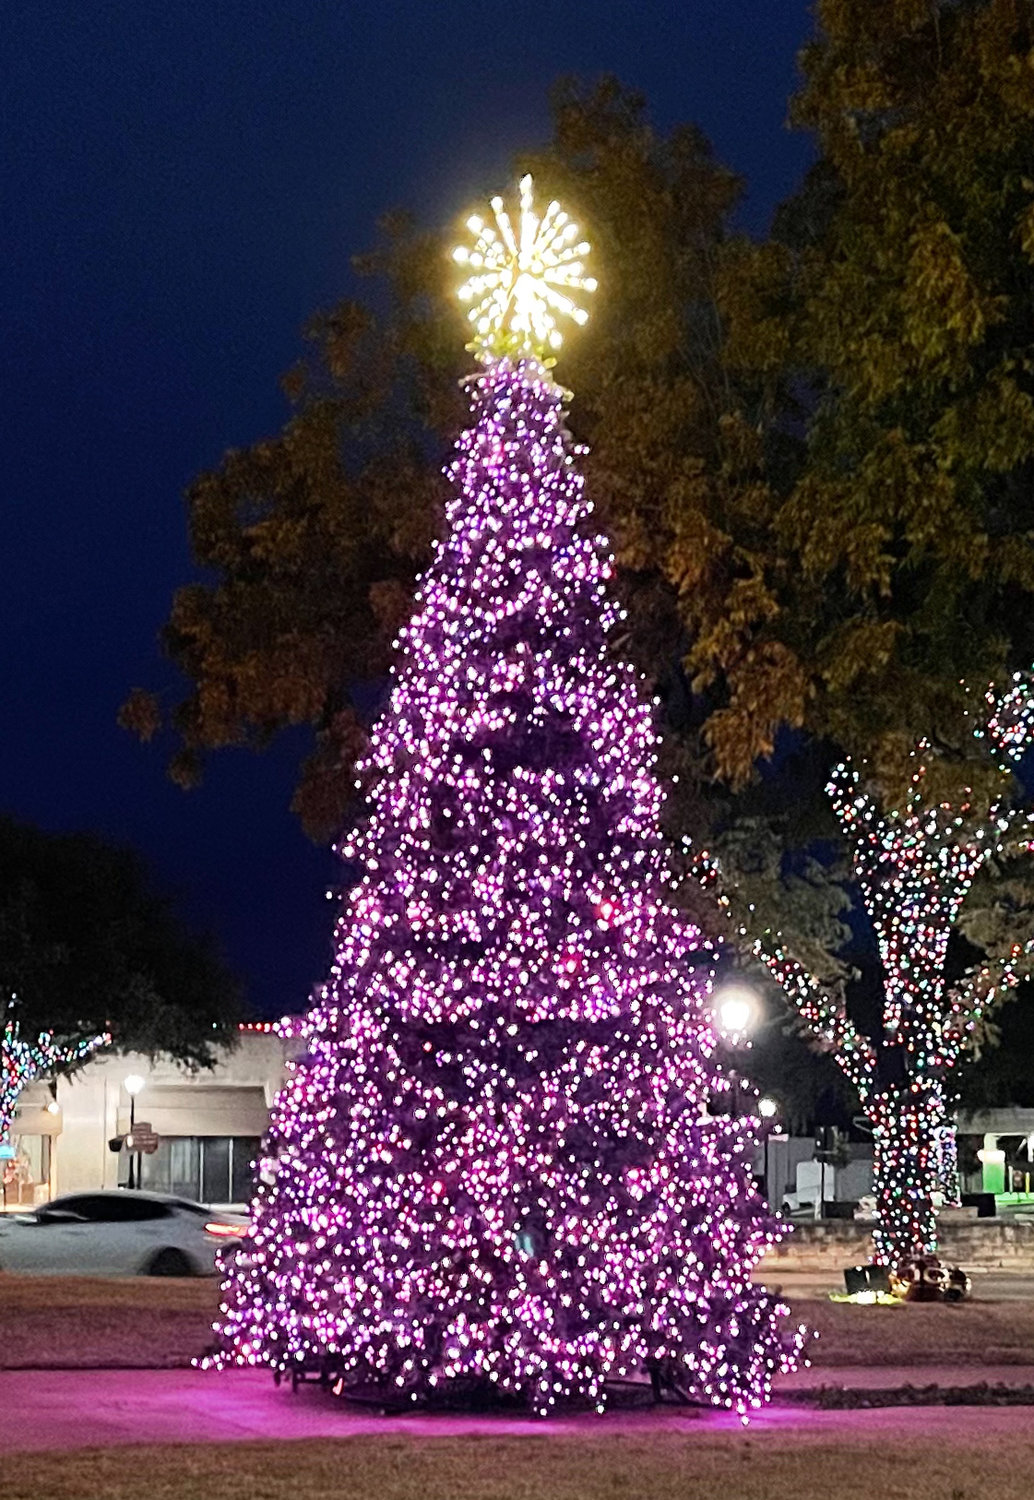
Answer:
[{"left": 208, "top": 178, "right": 805, "bottom": 1416}]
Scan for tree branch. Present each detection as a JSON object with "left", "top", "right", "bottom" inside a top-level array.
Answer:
[{"left": 750, "top": 932, "right": 876, "bottom": 1097}]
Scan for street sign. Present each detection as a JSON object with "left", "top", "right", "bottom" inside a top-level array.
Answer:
[{"left": 126, "top": 1123, "right": 160, "bottom": 1155}]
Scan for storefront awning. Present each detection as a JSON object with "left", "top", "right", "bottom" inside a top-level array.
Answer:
[{"left": 124, "top": 1085, "right": 270, "bottom": 1138}]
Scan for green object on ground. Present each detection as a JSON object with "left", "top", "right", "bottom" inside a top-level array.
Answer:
[{"left": 983, "top": 1158, "right": 1007, "bottom": 1195}]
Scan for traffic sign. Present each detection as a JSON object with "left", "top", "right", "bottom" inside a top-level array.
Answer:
[{"left": 126, "top": 1123, "right": 160, "bottom": 1155}]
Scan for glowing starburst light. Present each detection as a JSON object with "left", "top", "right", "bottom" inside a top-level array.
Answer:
[{"left": 453, "top": 174, "right": 596, "bottom": 359}]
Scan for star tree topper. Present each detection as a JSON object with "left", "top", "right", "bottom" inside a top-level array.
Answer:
[{"left": 453, "top": 174, "right": 597, "bottom": 360}]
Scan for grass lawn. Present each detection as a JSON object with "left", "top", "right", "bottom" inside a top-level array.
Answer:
[
  {"left": 798, "top": 1294, "right": 1034, "bottom": 1366},
  {"left": 0, "top": 1275, "right": 215, "bottom": 1369},
  {"left": 1, "top": 1430, "right": 1033, "bottom": 1500},
  {"left": 2, "top": 1273, "right": 1033, "bottom": 1369}
]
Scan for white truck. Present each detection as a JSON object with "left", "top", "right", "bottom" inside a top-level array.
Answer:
[{"left": 780, "top": 1159, "right": 838, "bottom": 1218}]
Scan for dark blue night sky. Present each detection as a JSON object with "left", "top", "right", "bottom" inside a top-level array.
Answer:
[{"left": 2, "top": 2, "right": 814, "bottom": 1017}]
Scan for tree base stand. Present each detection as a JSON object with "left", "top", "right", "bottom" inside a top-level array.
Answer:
[{"left": 271, "top": 1360, "right": 701, "bottom": 1416}]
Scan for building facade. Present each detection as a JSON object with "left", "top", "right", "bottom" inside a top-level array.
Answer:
[{"left": 5, "top": 1027, "right": 290, "bottom": 1210}]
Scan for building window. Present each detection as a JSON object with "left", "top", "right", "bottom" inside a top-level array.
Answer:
[
  {"left": 3, "top": 1136, "right": 51, "bottom": 1208},
  {"left": 138, "top": 1137, "right": 259, "bottom": 1205}
]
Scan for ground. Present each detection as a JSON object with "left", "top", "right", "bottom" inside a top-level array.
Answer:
[
  {"left": 3, "top": 1272, "right": 1034, "bottom": 1369},
  {"left": 0, "top": 1273, "right": 211, "bottom": 1368},
  {"left": 3, "top": 1414, "right": 1034, "bottom": 1500},
  {"left": 3, "top": 1275, "right": 1034, "bottom": 1499}
]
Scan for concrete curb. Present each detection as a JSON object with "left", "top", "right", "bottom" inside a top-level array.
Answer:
[{"left": 779, "top": 1363, "right": 1034, "bottom": 1391}]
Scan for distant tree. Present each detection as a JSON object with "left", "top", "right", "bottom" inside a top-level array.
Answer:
[
  {"left": 694, "top": 673, "right": 1034, "bottom": 1268},
  {"left": 125, "top": 32, "right": 1034, "bottom": 1176},
  {"left": 122, "top": 78, "right": 808, "bottom": 844},
  {"left": 957, "top": 979, "right": 1034, "bottom": 1112},
  {"left": 720, "top": 0, "right": 1034, "bottom": 800},
  {"left": 0, "top": 816, "right": 242, "bottom": 1140},
  {"left": 126, "top": 34, "right": 1034, "bottom": 910},
  {"left": 680, "top": 0, "right": 1034, "bottom": 1264}
]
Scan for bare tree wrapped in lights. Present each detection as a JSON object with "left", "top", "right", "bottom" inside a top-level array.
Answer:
[
  {"left": 207, "top": 176, "right": 805, "bottom": 1418},
  {"left": 699, "top": 676, "right": 1034, "bottom": 1271},
  {"left": 1, "top": 1018, "right": 107, "bottom": 1150}
]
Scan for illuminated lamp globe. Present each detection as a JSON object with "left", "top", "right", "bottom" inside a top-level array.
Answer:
[
  {"left": 123, "top": 1074, "right": 146, "bottom": 1097},
  {"left": 713, "top": 982, "right": 759, "bottom": 1039},
  {"left": 758, "top": 1097, "right": 779, "bottom": 1121}
]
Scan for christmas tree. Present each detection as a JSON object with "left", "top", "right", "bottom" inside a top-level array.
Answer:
[{"left": 209, "top": 177, "right": 804, "bottom": 1418}]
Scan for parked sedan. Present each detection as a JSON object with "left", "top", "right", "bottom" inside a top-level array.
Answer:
[{"left": 0, "top": 1190, "right": 249, "bottom": 1276}]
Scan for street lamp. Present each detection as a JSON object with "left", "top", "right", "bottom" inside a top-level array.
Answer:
[
  {"left": 712, "top": 981, "right": 759, "bottom": 1042},
  {"left": 123, "top": 1074, "right": 145, "bottom": 1190},
  {"left": 757, "top": 1097, "right": 779, "bottom": 1208},
  {"left": 710, "top": 980, "right": 762, "bottom": 1120}
]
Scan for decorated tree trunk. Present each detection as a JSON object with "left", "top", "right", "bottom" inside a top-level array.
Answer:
[
  {"left": 741, "top": 694, "right": 1034, "bottom": 1271},
  {"left": 1, "top": 1020, "right": 107, "bottom": 1150},
  {"left": 869, "top": 1084, "right": 941, "bottom": 1267},
  {"left": 207, "top": 178, "right": 805, "bottom": 1419}
]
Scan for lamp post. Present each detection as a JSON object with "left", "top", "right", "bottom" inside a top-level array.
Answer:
[
  {"left": 712, "top": 980, "right": 761, "bottom": 1117},
  {"left": 123, "top": 1074, "right": 145, "bottom": 1190},
  {"left": 713, "top": 982, "right": 759, "bottom": 1045},
  {"left": 758, "top": 1097, "right": 779, "bottom": 1207}
]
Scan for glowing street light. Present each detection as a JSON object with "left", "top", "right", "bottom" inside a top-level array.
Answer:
[
  {"left": 713, "top": 981, "right": 760, "bottom": 1041},
  {"left": 756, "top": 1097, "right": 782, "bottom": 1209},
  {"left": 123, "top": 1073, "right": 146, "bottom": 1190}
]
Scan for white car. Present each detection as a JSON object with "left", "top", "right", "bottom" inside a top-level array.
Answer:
[{"left": 0, "top": 1190, "right": 249, "bottom": 1276}]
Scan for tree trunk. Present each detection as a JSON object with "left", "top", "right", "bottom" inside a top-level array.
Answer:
[
  {"left": 0, "top": 1053, "right": 29, "bottom": 1152},
  {"left": 0, "top": 1074, "right": 27, "bottom": 1198},
  {"left": 869, "top": 1083, "right": 941, "bottom": 1269}
]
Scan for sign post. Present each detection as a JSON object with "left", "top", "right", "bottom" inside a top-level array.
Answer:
[
  {"left": 126, "top": 1123, "right": 160, "bottom": 1155},
  {"left": 125, "top": 1120, "right": 159, "bottom": 1191}
]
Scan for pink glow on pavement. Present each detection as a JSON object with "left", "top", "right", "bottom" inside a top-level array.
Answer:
[{"left": 4, "top": 1369, "right": 1034, "bottom": 1453}]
